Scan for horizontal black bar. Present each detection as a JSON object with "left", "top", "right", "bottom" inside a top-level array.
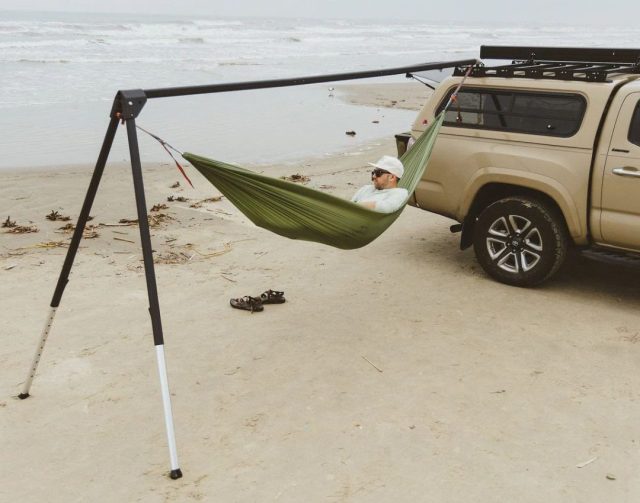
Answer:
[
  {"left": 515, "top": 62, "right": 563, "bottom": 71},
  {"left": 143, "top": 59, "right": 477, "bottom": 99},
  {"left": 481, "top": 45, "right": 640, "bottom": 64},
  {"left": 489, "top": 62, "right": 532, "bottom": 71}
]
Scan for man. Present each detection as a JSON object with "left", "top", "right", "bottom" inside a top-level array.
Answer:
[{"left": 351, "top": 155, "right": 408, "bottom": 213}]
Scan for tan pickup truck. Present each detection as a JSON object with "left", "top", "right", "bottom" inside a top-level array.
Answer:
[{"left": 402, "top": 46, "right": 640, "bottom": 286}]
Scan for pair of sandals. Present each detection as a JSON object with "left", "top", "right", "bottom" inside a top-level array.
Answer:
[{"left": 230, "top": 289, "right": 286, "bottom": 313}]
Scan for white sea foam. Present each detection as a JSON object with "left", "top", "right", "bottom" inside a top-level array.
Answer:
[{"left": 2, "top": 11, "right": 640, "bottom": 168}]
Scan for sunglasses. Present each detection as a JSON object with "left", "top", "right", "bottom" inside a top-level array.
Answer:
[{"left": 371, "top": 168, "right": 391, "bottom": 178}]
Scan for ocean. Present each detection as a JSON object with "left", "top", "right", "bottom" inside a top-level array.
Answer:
[{"left": 1, "top": 10, "right": 639, "bottom": 169}]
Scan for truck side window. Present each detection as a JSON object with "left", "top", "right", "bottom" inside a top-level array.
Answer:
[
  {"left": 437, "top": 88, "right": 586, "bottom": 137},
  {"left": 629, "top": 101, "right": 640, "bottom": 147}
]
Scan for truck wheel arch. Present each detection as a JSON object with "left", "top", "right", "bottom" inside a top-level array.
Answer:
[{"left": 459, "top": 179, "right": 582, "bottom": 250}]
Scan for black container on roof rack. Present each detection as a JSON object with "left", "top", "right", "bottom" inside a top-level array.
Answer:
[{"left": 480, "top": 46, "right": 640, "bottom": 64}]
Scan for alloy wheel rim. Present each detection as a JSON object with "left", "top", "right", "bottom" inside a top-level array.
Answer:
[{"left": 486, "top": 214, "right": 543, "bottom": 274}]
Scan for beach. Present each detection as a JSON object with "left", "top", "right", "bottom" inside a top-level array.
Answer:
[{"left": 2, "top": 83, "right": 640, "bottom": 502}]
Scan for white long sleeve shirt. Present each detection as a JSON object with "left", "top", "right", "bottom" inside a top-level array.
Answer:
[{"left": 351, "top": 185, "right": 408, "bottom": 213}]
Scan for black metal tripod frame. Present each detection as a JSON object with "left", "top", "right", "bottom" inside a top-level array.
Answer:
[{"left": 20, "top": 57, "right": 478, "bottom": 480}]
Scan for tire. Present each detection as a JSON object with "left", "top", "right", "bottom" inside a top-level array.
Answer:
[{"left": 472, "top": 196, "right": 569, "bottom": 287}]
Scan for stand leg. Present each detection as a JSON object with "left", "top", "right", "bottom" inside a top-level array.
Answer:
[
  {"left": 19, "top": 117, "right": 119, "bottom": 399},
  {"left": 156, "top": 346, "right": 182, "bottom": 479},
  {"left": 125, "top": 118, "right": 182, "bottom": 480},
  {"left": 19, "top": 308, "right": 57, "bottom": 399}
]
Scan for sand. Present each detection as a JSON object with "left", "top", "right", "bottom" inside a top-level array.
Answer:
[{"left": 1, "top": 83, "right": 640, "bottom": 503}]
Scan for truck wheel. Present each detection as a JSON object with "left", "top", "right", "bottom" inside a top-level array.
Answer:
[{"left": 473, "top": 197, "right": 569, "bottom": 287}]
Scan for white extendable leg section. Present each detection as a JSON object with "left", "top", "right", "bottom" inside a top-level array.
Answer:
[
  {"left": 155, "top": 344, "right": 182, "bottom": 479},
  {"left": 19, "top": 307, "right": 58, "bottom": 399}
]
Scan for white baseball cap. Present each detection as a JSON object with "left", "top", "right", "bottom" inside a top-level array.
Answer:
[{"left": 368, "top": 155, "right": 404, "bottom": 179}]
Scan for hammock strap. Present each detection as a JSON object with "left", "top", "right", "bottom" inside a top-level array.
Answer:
[
  {"left": 136, "top": 125, "right": 194, "bottom": 188},
  {"left": 442, "top": 63, "right": 475, "bottom": 113}
]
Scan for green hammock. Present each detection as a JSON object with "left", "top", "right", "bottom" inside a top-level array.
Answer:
[{"left": 183, "top": 112, "right": 444, "bottom": 250}]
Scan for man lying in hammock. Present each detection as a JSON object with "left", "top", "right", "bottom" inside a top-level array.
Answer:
[{"left": 351, "top": 156, "right": 408, "bottom": 213}]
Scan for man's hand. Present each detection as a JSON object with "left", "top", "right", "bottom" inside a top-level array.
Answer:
[{"left": 358, "top": 201, "right": 376, "bottom": 209}]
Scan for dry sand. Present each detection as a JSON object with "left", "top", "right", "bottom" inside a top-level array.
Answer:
[{"left": 1, "top": 83, "right": 640, "bottom": 502}]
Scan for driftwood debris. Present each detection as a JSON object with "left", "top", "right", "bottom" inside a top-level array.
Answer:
[
  {"left": 46, "top": 210, "right": 71, "bottom": 222},
  {"left": 29, "top": 241, "right": 67, "bottom": 249},
  {"left": 361, "top": 356, "right": 383, "bottom": 373},
  {"left": 113, "top": 213, "right": 173, "bottom": 228},
  {"left": 6, "top": 225, "right": 38, "bottom": 234},
  {"left": 56, "top": 223, "right": 99, "bottom": 238},
  {"left": 281, "top": 173, "right": 310, "bottom": 183},
  {"left": 154, "top": 251, "right": 194, "bottom": 265},
  {"left": 183, "top": 242, "right": 233, "bottom": 259},
  {"left": 3, "top": 216, "right": 38, "bottom": 233},
  {"left": 189, "top": 196, "right": 223, "bottom": 208},
  {"left": 576, "top": 456, "right": 598, "bottom": 468},
  {"left": 114, "top": 237, "right": 135, "bottom": 244},
  {"left": 148, "top": 213, "right": 173, "bottom": 227}
]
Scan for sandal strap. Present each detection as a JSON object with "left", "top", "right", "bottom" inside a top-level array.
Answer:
[
  {"left": 233, "top": 295, "right": 263, "bottom": 312},
  {"left": 262, "top": 289, "right": 284, "bottom": 299},
  {"left": 248, "top": 296, "right": 261, "bottom": 312}
]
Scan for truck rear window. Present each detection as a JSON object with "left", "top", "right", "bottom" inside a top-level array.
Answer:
[{"left": 437, "top": 87, "right": 586, "bottom": 137}]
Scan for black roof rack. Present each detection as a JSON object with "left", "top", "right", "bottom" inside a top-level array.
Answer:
[{"left": 453, "top": 46, "right": 640, "bottom": 82}]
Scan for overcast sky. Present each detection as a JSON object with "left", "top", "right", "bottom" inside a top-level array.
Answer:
[{"left": 2, "top": 0, "right": 639, "bottom": 25}]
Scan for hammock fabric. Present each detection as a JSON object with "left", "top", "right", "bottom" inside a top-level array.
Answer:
[{"left": 183, "top": 112, "right": 444, "bottom": 250}]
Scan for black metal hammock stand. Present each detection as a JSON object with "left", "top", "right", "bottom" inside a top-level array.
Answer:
[{"left": 17, "top": 57, "right": 478, "bottom": 480}]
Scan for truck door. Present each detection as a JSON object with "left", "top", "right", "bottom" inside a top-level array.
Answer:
[{"left": 600, "top": 93, "right": 640, "bottom": 249}]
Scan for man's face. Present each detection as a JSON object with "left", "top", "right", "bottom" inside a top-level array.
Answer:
[{"left": 371, "top": 168, "right": 394, "bottom": 190}]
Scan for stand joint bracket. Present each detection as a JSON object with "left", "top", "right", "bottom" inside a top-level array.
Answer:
[{"left": 111, "top": 89, "right": 147, "bottom": 120}]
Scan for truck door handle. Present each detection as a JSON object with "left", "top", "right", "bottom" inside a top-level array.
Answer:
[{"left": 612, "top": 167, "right": 640, "bottom": 178}]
